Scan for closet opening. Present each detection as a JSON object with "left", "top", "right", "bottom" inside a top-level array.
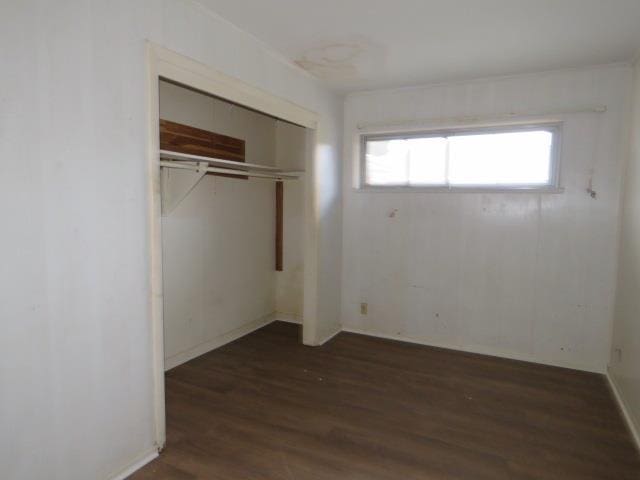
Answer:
[
  {"left": 146, "top": 45, "right": 320, "bottom": 452},
  {"left": 159, "top": 78, "right": 308, "bottom": 367}
]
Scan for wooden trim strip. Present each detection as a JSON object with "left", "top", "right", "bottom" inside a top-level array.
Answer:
[{"left": 276, "top": 181, "right": 284, "bottom": 271}]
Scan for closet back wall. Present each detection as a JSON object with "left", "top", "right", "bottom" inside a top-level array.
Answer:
[
  {"left": 275, "top": 120, "right": 307, "bottom": 321},
  {"left": 160, "top": 81, "right": 277, "bottom": 369}
]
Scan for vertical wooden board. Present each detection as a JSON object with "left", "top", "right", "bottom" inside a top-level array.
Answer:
[{"left": 276, "top": 181, "right": 283, "bottom": 271}]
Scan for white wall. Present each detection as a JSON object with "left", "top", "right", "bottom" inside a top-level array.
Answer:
[
  {"left": 342, "top": 65, "right": 632, "bottom": 373},
  {"left": 610, "top": 59, "right": 640, "bottom": 444},
  {"left": 159, "top": 81, "right": 279, "bottom": 369},
  {"left": 275, "top": 121, "right": 307, "bottom": 320},
  {"left": 0, "top": 1, "right": 342, "bottom": 479}
]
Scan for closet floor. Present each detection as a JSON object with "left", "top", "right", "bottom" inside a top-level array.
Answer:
[{"left": 131, "top": 321, "right": 640, "bottom": 480}]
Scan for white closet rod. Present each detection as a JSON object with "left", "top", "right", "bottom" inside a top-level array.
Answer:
[
  {"left": 159, "top": 160, "right": 299, "bottom": 180},
  {"left": 160, "top": 149, "right": 294, "bottom": 173}
]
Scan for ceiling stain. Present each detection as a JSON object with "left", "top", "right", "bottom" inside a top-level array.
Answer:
[{"left": 294, "top": 38, "right": 382, "bottom": 81}]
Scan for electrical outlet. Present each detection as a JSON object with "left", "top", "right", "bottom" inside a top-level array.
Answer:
[{"left": 360, "top": 302, "right": 368, "bottom": 315}]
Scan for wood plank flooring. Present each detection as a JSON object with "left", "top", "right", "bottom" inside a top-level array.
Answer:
[{"left": 131, "top": 321, "right": 640, "bottom": 479}]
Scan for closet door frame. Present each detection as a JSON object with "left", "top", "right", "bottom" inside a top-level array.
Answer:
[{"left": 145, "top": 42, "right": 319, "bottom": 450}]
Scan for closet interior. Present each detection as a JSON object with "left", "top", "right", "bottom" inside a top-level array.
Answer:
[{"left": 158, "top": 80, "right": 307, "bottom": 370}]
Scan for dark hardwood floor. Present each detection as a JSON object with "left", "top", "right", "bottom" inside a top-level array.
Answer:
[{"left": 131, "top": 321, "right": 640, "bottom": 479}]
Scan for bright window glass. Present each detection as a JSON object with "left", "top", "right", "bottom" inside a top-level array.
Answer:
[
  {"left": 366, "top": 137, "right": 447, "bottom": 186},
  {"left": 363, "top": 126, "right": 558, "bottom": 189}
]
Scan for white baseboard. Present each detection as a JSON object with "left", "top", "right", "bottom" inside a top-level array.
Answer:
[
  {"left": 606, "top": 370, "right": 640, "bottom": 452},
  {"left": 276, "top": 313, "right": 340, "bottom": 346},
  {"left": 274, "top": 312, "right": 303, "bottom": 324},
  {"left": 341, "top": 327, "right": 604, "bottom": 374},
  {"left": 107, "top": 448, "right": 158, "bottom": 480},
  {"left": 164, "top": 313, "right": 276, "bottom": 370},
  {"left": 315, "top": 325, "right": 342, "bottom": 346}
]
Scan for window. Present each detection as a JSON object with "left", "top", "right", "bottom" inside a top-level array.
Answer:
[{"left": 361, "top": 124, "right": 561, "bottom": 191}]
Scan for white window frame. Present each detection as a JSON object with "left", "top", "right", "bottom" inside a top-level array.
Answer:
[{"left": 359, "top": 122, "right": 563, "bottom": 193}]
